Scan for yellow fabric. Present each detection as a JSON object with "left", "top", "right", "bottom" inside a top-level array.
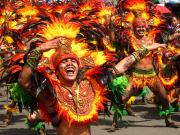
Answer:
[
  {"left": 133, "top": 71, "right": 156, "bottom": 78},
  {"left": 4, "top": 105, "right": 18, "bottom": 113},
  {"left": 131, "top": 71, "right": 156, "bottom": 89},
  {"left": 127, "top": 96, "right": 136, "bottom": 105}
]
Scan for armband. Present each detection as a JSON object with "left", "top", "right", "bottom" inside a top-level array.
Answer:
[
  {"left": 26, "top": 49, "right": 42, "bottom": 69},
  {"left": 131, "top": 46, "right": 149, "bottom": 62}
]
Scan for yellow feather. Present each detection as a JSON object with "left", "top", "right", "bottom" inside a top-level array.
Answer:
[
  {"left": 16, "top": 5, "right": 39, "bottom": 17},
  {"left": 127, "top": 96, "right": 136, "bottom": 105},
  {"left": 98, "top": 8, "right": 112, "bottom": 17},
  {"left": 0, "top": 17, "right": 5, "bottom": 25},
  {"left": 129, "top": 3, "right": 146, "bottom": 11},
  {"left": 71, "top": 41, "right": 89, "bottom": 58},
  {"left": 43, "top": 49, "right": 55, "bottom": 58},
  {"left": 90, "top": 51, "right": 107, "bottom": 66},
  {"left": 39, "top": 19, "right": 80, "bottom": 40},
  {"left": 8, "top": 21, "right": 18, "bottom": 30},
  {"left": 4, "top": 36, "right": 14, "bottom": 44},
  {"left": 142, "top": 12, "right": 149, "bottom": 20}
]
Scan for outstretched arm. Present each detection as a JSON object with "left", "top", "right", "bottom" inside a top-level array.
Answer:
[
  {"left": 168, "top": 32, "right": 180, "bottom": 41},
  {"left": 114, "top": 55, "right": 135, "bottom": 74},
  {"left": 113, "top": 43, "right": 167, "bottom": 75}
]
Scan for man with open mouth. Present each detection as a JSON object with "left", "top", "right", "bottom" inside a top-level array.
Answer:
[
  {"left": 17, "top": 32, "right": 166, "bottom": 135},
  {"left": 120, "top": 16, "right": 179, "bottom": 128}
]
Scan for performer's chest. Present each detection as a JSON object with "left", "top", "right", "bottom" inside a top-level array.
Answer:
[{"left": 54, "top": 80, "right": 95, "bottom": 115}]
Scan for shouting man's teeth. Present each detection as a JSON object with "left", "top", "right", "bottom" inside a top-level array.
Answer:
[{"left": 66, "top": 67, "right": 75, "bottom": 76}]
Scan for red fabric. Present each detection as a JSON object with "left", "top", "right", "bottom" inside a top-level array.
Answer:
[
  {"left": 133, "top": 17, "right": 148, "bottom": 28},
  {"left": 155, "top": 5, "right": 171, "bottom": 14},
  {"left": 50, "top": 48, "right": 80, "bottom": 69}
]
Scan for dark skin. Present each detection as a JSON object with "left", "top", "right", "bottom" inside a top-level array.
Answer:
[
  {"left": 18, "top": 36, "right": 163, "bottom": 89},
  {"left": 120, "top": 22, "right": 179, "bottom": 127},
  {"left": 165, "top": 16, "right": 180, "bottom": 111},
  {"left": 168, "top": 16, "right": 180, "bottom": 42},
  {"left": 122, "top": 24, "right": 168, "bottom": 104},
  {"left": 18, "top": 37, "right": 165, "bottom": 135}
]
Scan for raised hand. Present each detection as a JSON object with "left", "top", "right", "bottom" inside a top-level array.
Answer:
[
  {"left": 144, "top": 43, "right": 167, "bottom": 51},
  {"left": 37, "top": 37, "right": 71, "bottom": 52}
]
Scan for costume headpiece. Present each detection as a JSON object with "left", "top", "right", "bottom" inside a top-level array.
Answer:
[
  {"left": 38, "top": 16, "right": 108, "bottom": 69},
  {"left": 50, "top": 37, "right": 80, "bottom": 69},
  {"left": 133, "top": 17, "right": 148, "bottom": 28}
]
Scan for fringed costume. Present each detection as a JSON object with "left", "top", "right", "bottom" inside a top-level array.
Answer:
[
  {"left": 131, "top": 68, "right": 157, "bottom": 89},
  {"left": 0, "top": 0, "right": 179, "bottom": 133}
]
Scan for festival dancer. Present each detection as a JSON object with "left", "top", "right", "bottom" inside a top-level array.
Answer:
[
  {"left": 0, "top": 1, "right": 170, "bottom": 134},
  {"left": 120, "top": 16, "right": 179, "bottom": 127},
  {"left": 168, "top": 16, "right": 180, "bottom": 44},
  {"left": 0, "top": 40, "right": 17, "bottom": 127},
  {"left": 0, "top": 36, "right": 46, "bottom": 134},
  {"left": 0, "top": 1, "right": 47, "bottom": 133},
  {"left": 165, "top": 15, "right": 180, "bottom": 111},
  {"left": 17, "top": 15, "right": 164, "bottom": 135}
]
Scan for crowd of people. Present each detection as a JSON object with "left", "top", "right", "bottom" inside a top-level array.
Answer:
[{"left": 0, "top": 0, "right": 179, "bottom": 135}]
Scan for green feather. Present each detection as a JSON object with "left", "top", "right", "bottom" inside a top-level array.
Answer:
[
  {"left": 122, "top": 108, "right": 128, "bottom": 115},
  {"left": 151, "top": 0, "right": 159, "bottom": 3},
  {"left": 111, "top": 104, "right": 128, "bottom": 122},
  {"left": 112, "top": 105, "right": 123, "bottom": 121},
  {"left": 8, "top": 83, "right": 36, "bottom": 112},
  {"left": 159, "top": 105, "right": 174, "bottom": 117},
  {"left": 108, "top": 75, "right": 128, "bottom": 103},
  {"left": 33, "top": 122, "right": 45, "bottom": 131},
  {"left": 26, "top": 119, "right": 45, "bottom": 131},
  {"left": 139, "top": 86, "right": 150, "bottom": 97}
]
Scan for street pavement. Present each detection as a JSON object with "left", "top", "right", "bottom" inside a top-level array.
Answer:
[{"left": 0, "top": 95, "right": 179, "bottom": 135}]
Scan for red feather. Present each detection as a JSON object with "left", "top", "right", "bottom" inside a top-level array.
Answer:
[{"left": 11, "top": 53, "right": 24, "bottom": 63}]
